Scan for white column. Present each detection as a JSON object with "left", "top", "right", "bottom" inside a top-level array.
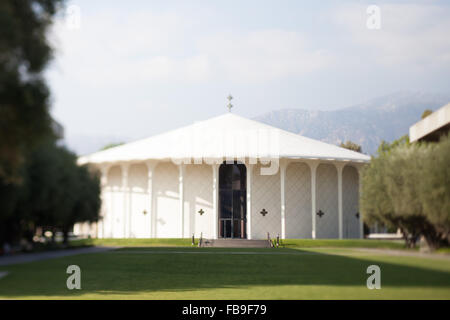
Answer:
[
  {"left": 179, "top": 164, "right": 185, "bottom": 238},
  {"left": 246, "top": 164, "right": 253, "bottom": 239},
  {"left": 357, "top": 166, "right": 364, "bottom": 239},
  {"left": 99, "top": 165, "right": 110, "bottom": 239},
  {"left": 121, "top": 163, "right": 130, "bottom": 238},
  {"left": 280, "top": 161, "right": 287, "bottom": 239},
  {"left": 212, "top": 164, "right": 219, "bottom": 239},
  {"left": 145, "top": 161, "right": 156, "bottom": 238},
  {"left": 336, "top": 163, "right": 345, "bottom": 240},
  {"left": 128, "top": 166, "right": 133, "bottom": 238},
  {"left": 308, "top": 161, "right": 319, "bottom": 239}
]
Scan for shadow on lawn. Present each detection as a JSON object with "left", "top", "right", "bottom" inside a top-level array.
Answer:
[{"left": 0, "top": 247, "right": 449, "bottom": 298}]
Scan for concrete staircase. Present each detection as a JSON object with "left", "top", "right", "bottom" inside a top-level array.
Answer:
[{"left": 200, "top": 239, "right": 271, "bottom": 248}]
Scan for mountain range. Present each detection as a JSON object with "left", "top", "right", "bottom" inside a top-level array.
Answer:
[
  {"left": 66, "top": 91, "right": 449, "bottom": 156},
  {"left": 254, "top": 91, "right": 450, "bottom": 155}
]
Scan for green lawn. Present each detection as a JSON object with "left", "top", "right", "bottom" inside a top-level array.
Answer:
[
  {"left": 281, "top": 239, "right": 407, "bottom": 250},
  {"left": 1, "top": 245, "right": 449, "bottom": 299},
  {"left": 71, "top": 238, "right": 194, "bottom": 248}
]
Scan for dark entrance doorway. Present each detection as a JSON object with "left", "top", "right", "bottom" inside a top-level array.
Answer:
[{"left": 218, "top": 162, "right": 247, "bottom": 238}]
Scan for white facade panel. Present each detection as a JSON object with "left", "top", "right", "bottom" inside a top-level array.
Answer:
[
  {"left": 184, "top": 164, "right": 214, "bottom": 238},
  {"left": 153, "top": 162, "right": 180, "bottom": 238},
  {"left": 343, "top": 165, "right": 360, "bottom": 238},
  {"left": 129, "top": 164, "right": 150, "bottom": 238},
  {"left": 112, "top": 190, "right": 125, "bottom": 238},
  {"left": 103, "top": 191, "right": 113, "bottom": 238},
  {"left": 251, "top": 164, "right": 281, "bottom": 239},
  {"left": 316, "top": 163, "right": 338, "bottom": 238},
  {"left": 285, "top": 162, "right": 312, "bottom": 238},
  {"left": 105, "top": 166, "right": 124, "bottom": 238}
]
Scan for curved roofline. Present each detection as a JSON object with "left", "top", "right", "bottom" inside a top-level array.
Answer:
[{"left": 78, "top": 112, "right": 371, "bottom": 165}]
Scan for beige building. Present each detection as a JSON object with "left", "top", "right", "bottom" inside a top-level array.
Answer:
[{"left": 410, "top": 103, "right": 450, "bottom": 143}]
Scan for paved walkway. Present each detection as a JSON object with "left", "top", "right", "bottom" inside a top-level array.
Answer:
[{"left": 0, "top": 246, "right": 117, "bottom": 266}]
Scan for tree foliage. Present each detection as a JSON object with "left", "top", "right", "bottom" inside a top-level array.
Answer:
[
  {"left": 417, "top": 136, "right": 450, "bottom": 243},
  {"left": 421, "top": 109, "right": 433, "bottom": 119},
  {"left": 340, "top": 140, "right": 362, "bottom": 153},
  {"left": 0, "top": 1, "right": 100, "bottom": 250},
  {"left": 361, "top": 135, "right": 450, "bottom": 249},
  {"left": 100, "top": 142, "right": 125, "bottom": 151},
  {"left": 0, "top": 0, "right": 64, "bottom": 183},
  {"left": 0, "top": 140, "right": 101, "bottom": 247}
]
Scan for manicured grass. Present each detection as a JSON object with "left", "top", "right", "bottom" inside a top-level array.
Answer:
[
  {"left": 437, "top": 247, "right": 450, "bottom": 254},
  {"left": 0, "top": 246, "right": 449, "bottom": 299},
  {"left": 280, "top": 239, "right": 407, "bottom": 250},
  {"left": 70, "top": 238, "right": 194, "bottom": 248}
]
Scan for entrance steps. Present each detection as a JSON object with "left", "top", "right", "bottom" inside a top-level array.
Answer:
[{"left": 200, "top": 239, "right": 271, "bottom": 248}]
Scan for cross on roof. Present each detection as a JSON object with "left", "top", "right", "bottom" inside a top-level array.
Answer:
[{"left": 227, "top": 94, "right": 233, "bottom": 112}]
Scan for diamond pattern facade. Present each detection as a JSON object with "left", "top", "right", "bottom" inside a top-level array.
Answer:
[
  {"left": 184, "top": 164, "right": 214, "bottom": 238},
  {"left": 104, "top": 165, "right": 124, "bottom": 238},
  {"left": 251, "top": 164, "right": 281, "bottom": 239},
  {"left": 153, "top": 162, "right": 180, "bottom": 238},
  {"left": 343, "top": 165, "right": 360, "bottom": 238},
  {"left": 98, "top": 160, "right": 361, "bottom": 239},
  {"left": 285, "top": 162, "right": 312, "bottom": 238},
  {"left": 129, "top": 164, "right": 150, "bottom": 238},
  {"left": 316, "top": 163, "right": 338, "bottom": 238}
]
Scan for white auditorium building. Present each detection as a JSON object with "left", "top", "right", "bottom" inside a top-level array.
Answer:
[{"left": 76, "top": 112, "right": 370, "bottom": 240}]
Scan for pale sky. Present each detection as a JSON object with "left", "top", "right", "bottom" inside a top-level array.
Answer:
[{"left": 46, "top": 0, "right": 450, "bottom": 154}]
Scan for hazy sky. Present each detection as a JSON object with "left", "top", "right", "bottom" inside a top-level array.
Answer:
[{"left": 46, "top": 0, "right": 450, "bottom": 151}]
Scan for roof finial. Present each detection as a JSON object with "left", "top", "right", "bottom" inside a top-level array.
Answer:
[{"left": 227, "top": 94, "right": 233, "bottom": 112}]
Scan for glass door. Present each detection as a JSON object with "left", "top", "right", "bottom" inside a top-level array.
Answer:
[{"left": 218, "top": 162, "right": 246, "bottom": 238}]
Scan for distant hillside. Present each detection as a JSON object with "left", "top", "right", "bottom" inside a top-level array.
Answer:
[
  {"left": 254, "top": 91, "right": 450, "bottom": 155},
  {"left": 63, "top": 134, "right": 131, "bottom": 156}
]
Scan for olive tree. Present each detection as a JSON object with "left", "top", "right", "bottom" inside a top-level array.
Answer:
[
  {"left": 417, "top": 136, "right": 450, "bottom": 248},
  {"left": 340, "top": 141, "right": 362, "bottom": 153},
  {"left": 361, "top": 135, "right": 450, "bottom": 249}
]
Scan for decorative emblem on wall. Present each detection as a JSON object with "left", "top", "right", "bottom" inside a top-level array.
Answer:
[
  {"left": 355, "top": 212, "right": 360, "bottom": 219},
  {"left": 198, "top": 209, "right": 205, "bottom": 215},
  {"left": 316, "top": 210, "right": 325, "bottom": 218},
  {"left": 260, "top": 209, "right": 268, "bottom": 217}
]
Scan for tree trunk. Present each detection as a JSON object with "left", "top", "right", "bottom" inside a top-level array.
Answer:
[
  {"left": 63, "top": 227, "right": 69, "bottom": 247},
  {"left": 51, "top": 227, "right": 56, "bottom": 244},
  {"left": 421, "top": 222, "right": 447, "bottom": 251}
]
